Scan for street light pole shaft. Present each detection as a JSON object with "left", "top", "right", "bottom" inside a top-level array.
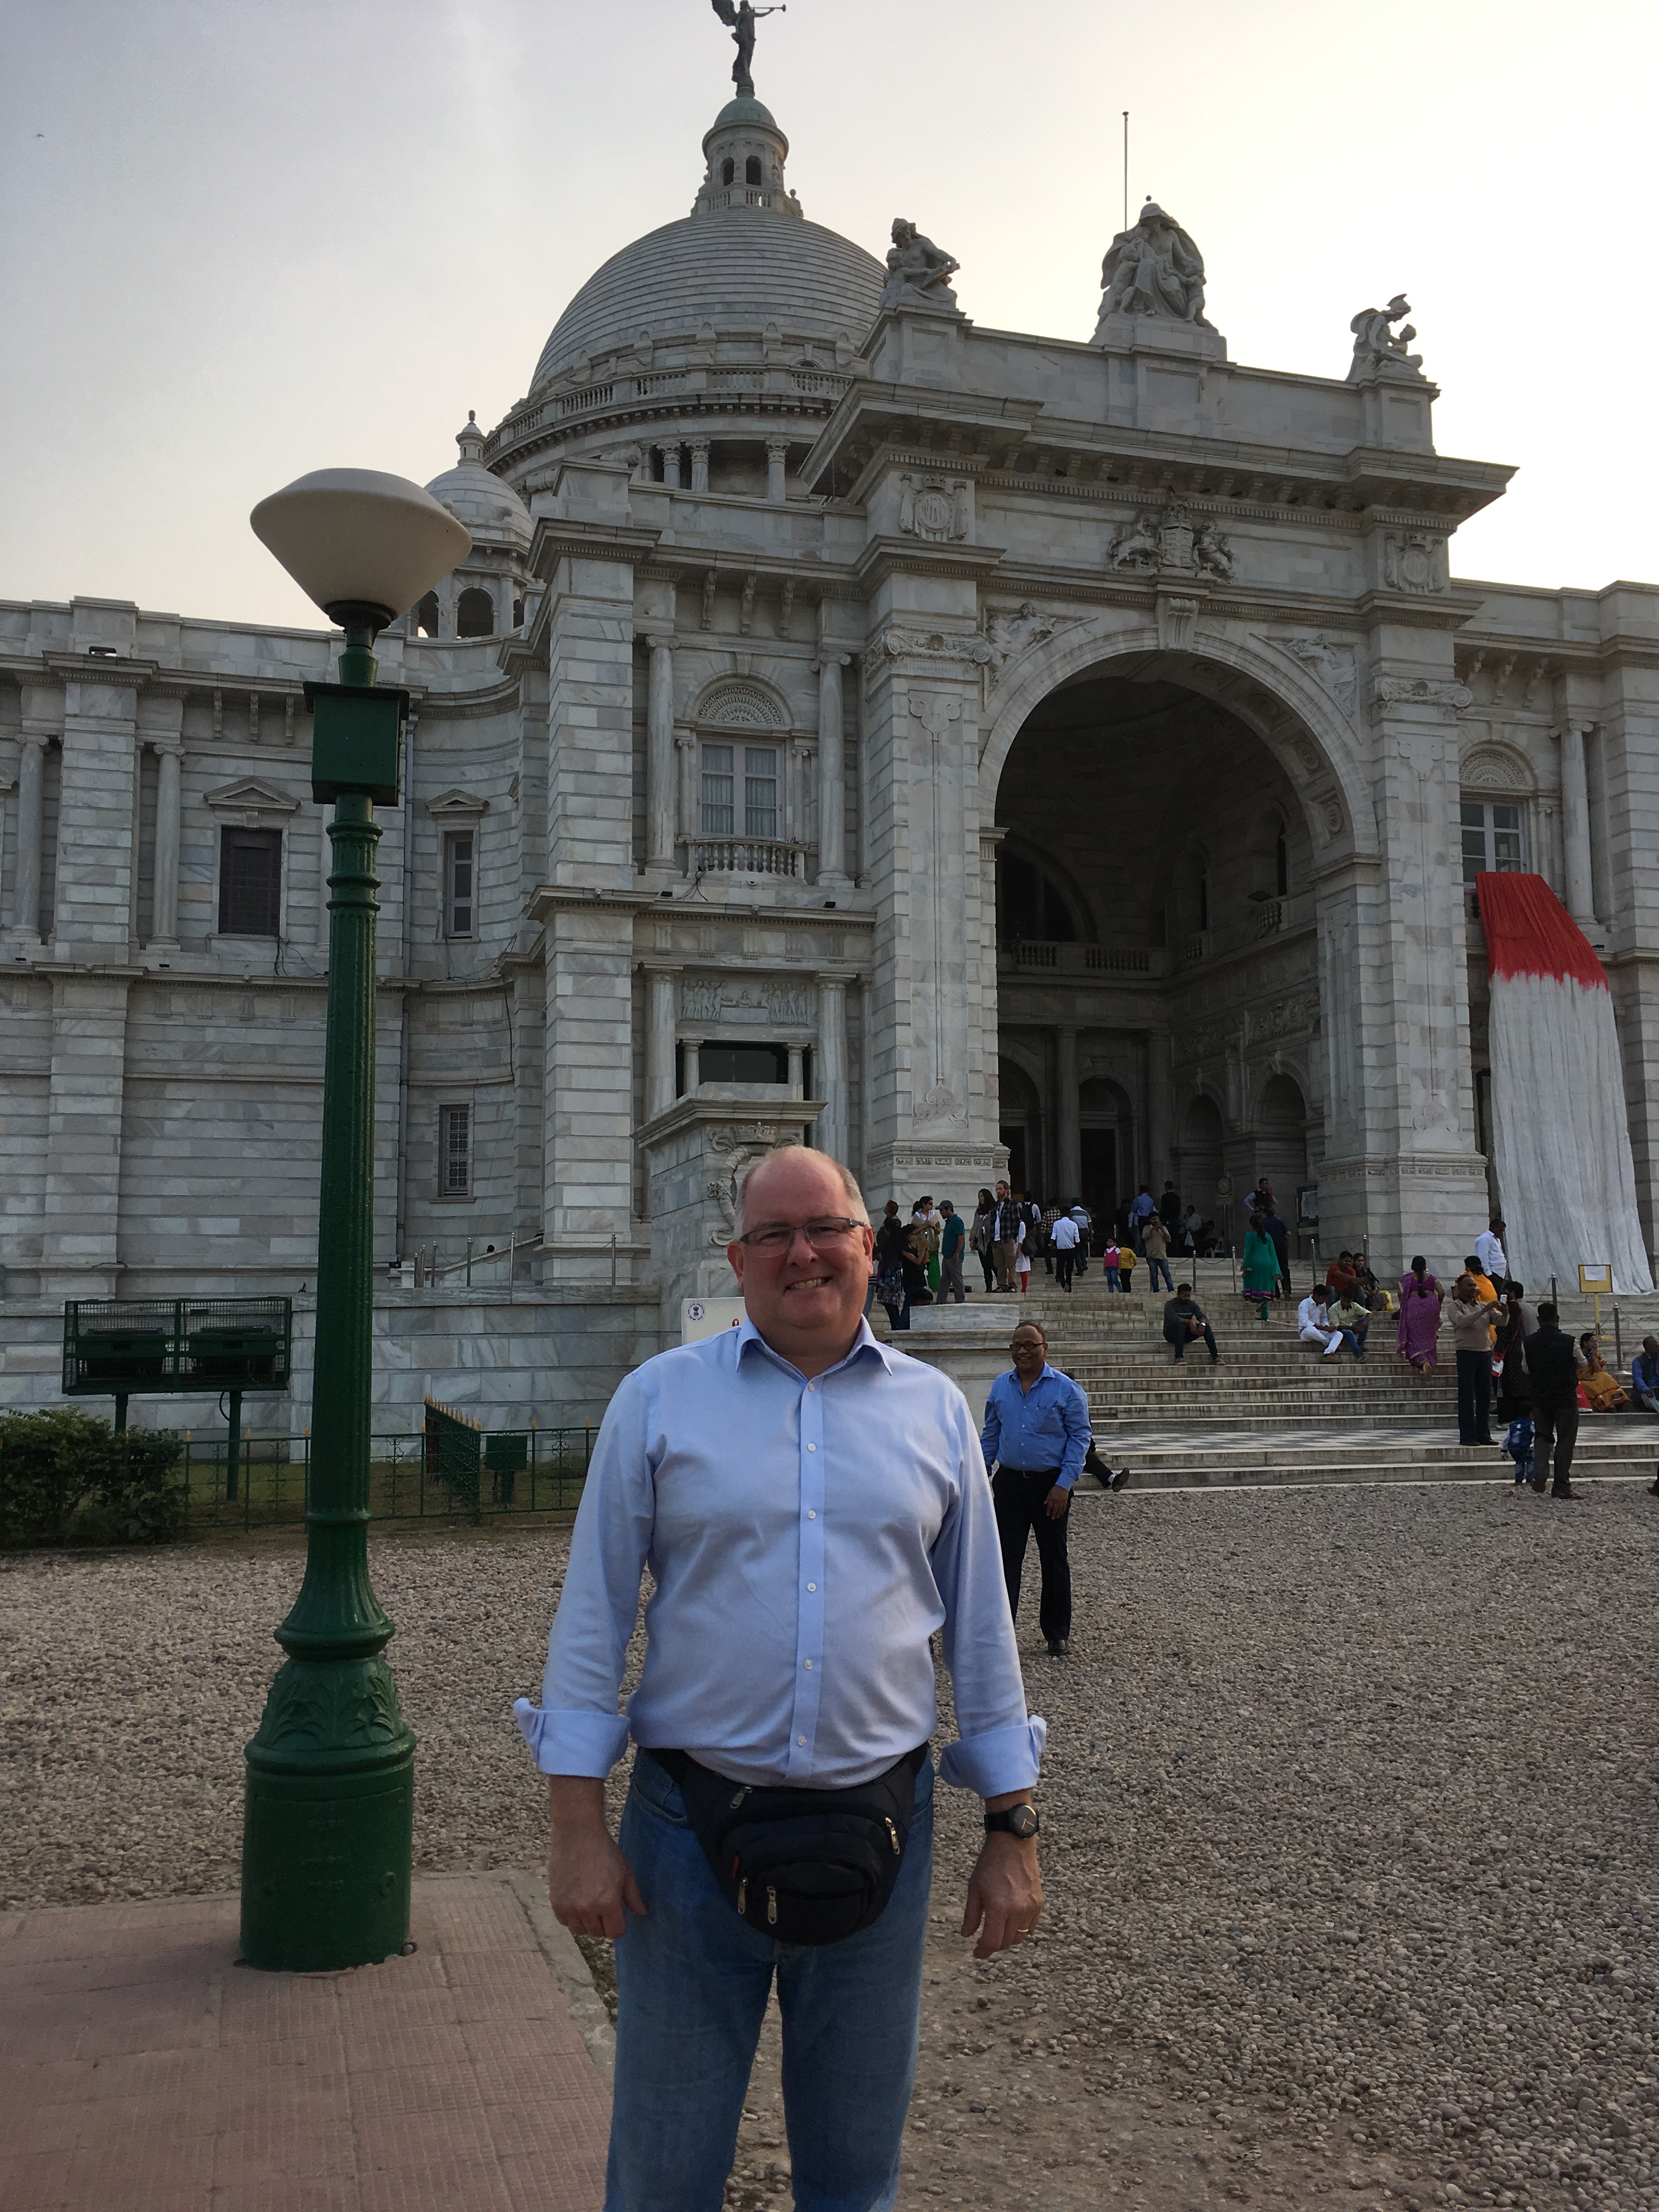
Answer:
[{"left": 240, "top": 660, "right": 415, "bottom": 1973}]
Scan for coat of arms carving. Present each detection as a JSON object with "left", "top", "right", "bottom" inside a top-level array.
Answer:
[
  {"left": 898, "top": 475, "right": 971, "bottom": 544},
  {"left": 1108, "top": 501, "right": 1233, "bottom": 581}
]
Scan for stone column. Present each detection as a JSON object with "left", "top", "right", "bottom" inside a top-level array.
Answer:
[
  {"left": 766, "top": 439, "right": 789, "bottom": 504},
  {"left": 787, "top": 1044, "right": 805, "bottom": 1100},
  {"left": 662, "top": 444, "right": 684, "bottom": 491},
  {"left": 10, "top": 729, "right": 48, "bottom": 939},
  {"left": 646, "top": 967, "right": 680, "bottom": 1119},
  {"left": 676, "top": 731, "right": 699, "bottom": 868},
  {"left": 816, "top": 977, "right": 849, "bottom": 1164},
  {"left": 1558, "top": 723, "right": 1598, "bottom": 930},
  {"left": 1056, "top": 1025, "right": 1081, "bottom": 1203},
  {"left": 815, "top": 653, "right": 849, "bottom": 884},
  {"left": 149, "top": 741, "right": 183, "bottom": 948},
  {"left": 681, "top": 1036, "right": 702, "bottom": 1092},
  {"left": 689, "top": 442, "right": 710, "bottom": 494},
  {"left": 1147, "top": 1027, "right": 1172, "bottom": 1194},
  {"left": 646, "top": 637, "right": 676, "bottom": 866}
]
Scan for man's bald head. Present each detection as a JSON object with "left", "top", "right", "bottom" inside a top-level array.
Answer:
[{"left": 735, "top": 1148, "right": 869, "bottom": 1235}]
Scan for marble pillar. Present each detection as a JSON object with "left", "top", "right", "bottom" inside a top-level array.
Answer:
[
  {"left": 676, "top": 731, "right": 698, "bottom": 866},
  {"left": 766, "top": 439, "right": 788, "bottom": 504},
  {"left": 817, "top": 977, "right": 849, "bottom": 1164},
  {"left": 816, "top": 653, "right": 848, "bottom": 883},
  {"left": 10, "top": 729, "right": 47, "bottom": 939},
  {"left": 663, "top": 444, "right": 683, "bottom": 491},
  {"left": 646, "top": 967, "right": 679, "bottom": 1119},
  {"left": 681, "top": 1036, "right": 702, "bottom": 1092},
  {"left": 787, "top": 1044, "right": 805, "bottom": 1100},
  {"left": 1558, "top": 723, "right": 1597, "bottom": 929},
  {"left": 1056, "top": 1025, "right": 1081, "bottom": 1202},
  {"left": 149, "top": 741, "right": 183, "bottom": 948},
  {"left": 689, "top": 442, "right": 710, "bottom": 494},
  {"left": 646, "top": 638, "right": 676, "bottom": 866}
]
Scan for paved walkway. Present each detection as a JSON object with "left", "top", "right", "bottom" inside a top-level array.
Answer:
[{"left": 0, "top": 1870, "right": 612, "bottom": 2212}]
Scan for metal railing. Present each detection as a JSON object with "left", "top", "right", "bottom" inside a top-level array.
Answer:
[{"left": 164, "top": 1418, "right": 594, "bottom": 1536}]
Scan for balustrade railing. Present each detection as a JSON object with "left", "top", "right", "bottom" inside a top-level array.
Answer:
[
  {"left": 1251, "top": 898, "right": 1285, "bottom": 938},
  {"left": 1007, "top": 940, "right": 1155, "bottom": 976},
  {"left": 684, "top": 837, "right": 811, "bottom": 879}
]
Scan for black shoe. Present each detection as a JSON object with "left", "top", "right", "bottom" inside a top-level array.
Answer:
[
  {"left": 1111, "top": 1468, "right": 1131, "bottom": 1492},
  {"left": 1047, "top": 1637, "right": 1070, "bottom": 1658},
  {"left": 1550, "top": 1483, "right": 1578, "bottom": 1500},
  {"left": 1530, "top": 1475, "right": 1548, "bottom": 1494}
]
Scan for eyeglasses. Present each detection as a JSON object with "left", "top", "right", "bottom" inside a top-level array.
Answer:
[{"left": 736, "top": 1216, "right": 867, "bottom": 1252}]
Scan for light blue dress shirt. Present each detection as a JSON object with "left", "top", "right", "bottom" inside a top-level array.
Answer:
[
  {"left": 514, "top": 1316, "right": 1045, "bottom": 1798},
  {"left": 979, "top": 1364, "right": 1091, "bottom": 1488}
]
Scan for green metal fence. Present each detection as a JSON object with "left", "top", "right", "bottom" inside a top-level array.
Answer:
[{"left": 171, "top": 1410, "right": 594, "bottom": 1534}]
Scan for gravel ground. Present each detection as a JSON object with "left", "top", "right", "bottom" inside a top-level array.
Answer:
[{"left": 2, "top": 1483, "right": 1656, "bottom": 2211}]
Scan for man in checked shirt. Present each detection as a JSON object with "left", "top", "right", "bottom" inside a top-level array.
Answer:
[{"left": 515, "top": 1146, "right": 1045, "bottom": 2212}]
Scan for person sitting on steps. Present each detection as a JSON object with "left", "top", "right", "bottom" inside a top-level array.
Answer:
[{"left": 1163, "top": 1283, "right": 1220, "bottom": 1364}]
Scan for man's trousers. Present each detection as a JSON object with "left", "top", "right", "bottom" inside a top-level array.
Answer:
[
  {"left": 1455, "top": 1347, "right": 1493, "bottom": 1444},
  {"left": 608, "top": 1748, "right": 935, "bottom": 2212},
  {"left": 940, "top": 1252, "right": 965, "bottom": 1303},
  {"left": 992, "top": 1467, "right": 1072, "bottom": 1643},
  {"left": 1531, "top": 1398, "right": 1579, "bottom": 1489},
  {"left": 1054, "top": 1249, "right": 1074, "bottom": 1292},
  {"left": 992, "top": 1238, "right": 1019, "bottom": 1290}
]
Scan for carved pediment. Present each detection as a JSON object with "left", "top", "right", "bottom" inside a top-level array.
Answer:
[
  {"left": 1459, "top": 740, "right": 1535, "bottom": 795},
  {"left": 426, "top": 788, "right": 491, "bottom": 818},
  {"left": 203, "top": 777, "right": 301, "bottom": 825}
]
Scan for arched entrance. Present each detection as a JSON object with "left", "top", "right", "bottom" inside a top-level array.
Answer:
[{"left": 987, "top": 637, "right": 1358, "bottom": 1245}]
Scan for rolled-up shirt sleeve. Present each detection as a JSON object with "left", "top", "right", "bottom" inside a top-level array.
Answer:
[
  {"left": 978, "top": 1378, "right": 1005, "bottom": 1471},
  {"left": 512, "top": 1374, "right": 654, "bottom": 1777},
  {"left": 930, "top": 1394, "right": 1046, "bottom": 1798}
]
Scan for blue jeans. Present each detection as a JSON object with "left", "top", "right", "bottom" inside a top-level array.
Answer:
[
  {"left": 1105, "top": 1267, "right": 1121, "bottom": 1291},
  {"left": 1146, "top": 1256, "right": 1173, "bottom": 1293},
  {"left": 607, "top": 1747, "right": 936, "bottom": 2212}
]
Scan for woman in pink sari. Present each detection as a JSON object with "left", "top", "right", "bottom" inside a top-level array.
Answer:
[{"left": 1397, "top": 1255, "right": 1443, "bottom": 1378}]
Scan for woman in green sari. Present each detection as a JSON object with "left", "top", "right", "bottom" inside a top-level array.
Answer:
[{"left": 1242, "top": 1211, "right": 1280, "bottom": 1321}]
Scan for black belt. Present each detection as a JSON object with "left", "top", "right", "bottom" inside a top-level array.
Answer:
[{"left": 1000, "top": 1463, "right": 1062, "bottom": 1476}]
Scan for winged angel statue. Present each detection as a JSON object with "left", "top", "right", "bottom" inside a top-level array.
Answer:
[{"left": 711, "top": 0, "right": 786, "bottom": 99}]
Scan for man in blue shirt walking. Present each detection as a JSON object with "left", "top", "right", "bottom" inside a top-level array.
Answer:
[
  {"left": 517, "top": 1147, "right": 1045, "bottom": 2212},
  {"left": 981, "top": 1320, "right": 1091, "bottom": 1660}
]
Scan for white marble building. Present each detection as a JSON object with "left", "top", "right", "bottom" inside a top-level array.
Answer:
[{"left": 3, "top": 82, "right": 1657, "bottom": 1425}]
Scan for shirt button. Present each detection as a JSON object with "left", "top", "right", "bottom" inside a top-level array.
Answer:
[
  {"left": 798, "top": 1736, "right": 807, "bottom": 1746},
  {"left": 806, "top": 1443, "right": 816, "bottom": 1452},
  {"left": 806, "top": 1582, "right": 816, "bottom": 1592},
  {"left": 804, "top": 1660, "right": 813, "bottom": 1669},
  {"left": 807, "top": 1509, "right": 816, "bottom": 1520}
]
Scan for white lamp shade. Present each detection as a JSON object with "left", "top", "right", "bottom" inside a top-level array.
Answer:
[{"left": 251, "top": 467, "right": 472, "bottom": 623}]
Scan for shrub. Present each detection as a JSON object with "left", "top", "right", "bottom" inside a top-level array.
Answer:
[{"left": 0, "top": 1410, "right": 186, "bottom": 1549}]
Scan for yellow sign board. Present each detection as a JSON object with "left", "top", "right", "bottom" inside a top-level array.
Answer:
[{"left": 1578, "top": 1265, "right": 1613, "bottom": 1293}]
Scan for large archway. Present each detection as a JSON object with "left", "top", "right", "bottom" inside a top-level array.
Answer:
[{"left": 990, "top": 645, "right": 1341, "bottom": 1246}]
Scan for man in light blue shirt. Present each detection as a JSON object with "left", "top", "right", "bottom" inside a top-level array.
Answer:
[
  {"left": 980, "top": 1321, "right": 1091, "bottom": 1661},
  {"left": 516, "top": 1146, "right": 1045, "bottom": 2212}
]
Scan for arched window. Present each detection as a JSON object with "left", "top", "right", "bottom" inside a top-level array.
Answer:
[
  {"left": 412, "top": 591, "right": 440, "bottom": 640},
  {"left": 512, "top": 596, "right": 524, "bottom": 629},
  {"left": 721, "top": 157, "right": 735, "bottom": 186},
  {"left": 456, "top": 587, "right": 495, "bottom": 639},
  {"left": 996, "top": 850, "right": 1080, "bottom": 945},
  {"left": 745, "top": 155, "right": 763, "bottom": 186}
]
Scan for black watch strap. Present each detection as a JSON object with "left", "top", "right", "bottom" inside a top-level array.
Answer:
[{"left": 984, "top": 1803, "right": 1040, "bottom": 1839}]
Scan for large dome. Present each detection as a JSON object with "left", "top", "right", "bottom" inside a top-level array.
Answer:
[{"left": 529, "top": 211, "right": 884, "bottom": 397}]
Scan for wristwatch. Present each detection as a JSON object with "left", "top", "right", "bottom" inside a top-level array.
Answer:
[{"left": 984, "top": 1803, "right": 1040, "bottom": 1841}]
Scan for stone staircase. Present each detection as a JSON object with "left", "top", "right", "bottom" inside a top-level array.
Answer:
[{"left": 883, "top": 1259, "right": 1659, "bottom": 1492}]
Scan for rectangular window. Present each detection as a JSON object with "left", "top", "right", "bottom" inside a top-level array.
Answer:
[
  {"left": 439, "top": 1103, "right": 471, "bottom": 1198},
  {"left": 218, "top": 827, "right": 282, "bottom": 936},
  {"left": 701, "top": 743, "right": 735, "bottom": 835},
  {"left": 743, "top": 746, "right": 778, "bottom": 840},
  {"left": 1460, "top": 800, "right": 1526, "bottom": 887},
  {"left": 444, "top": 831, "right": 475, "bottom": 939}
]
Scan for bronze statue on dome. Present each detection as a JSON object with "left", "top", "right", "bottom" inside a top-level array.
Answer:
[{"left": 710, "top": 0, "right": 786, "bottom": 99}]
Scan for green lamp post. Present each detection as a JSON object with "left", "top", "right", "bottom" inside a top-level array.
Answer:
[{"left": 239, "top": 469, "right": 470, "bottom": 1971}]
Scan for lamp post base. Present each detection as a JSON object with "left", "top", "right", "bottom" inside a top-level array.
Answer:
[{"left": 239, "top": 1656, "right": 416, "bottom": 1972}]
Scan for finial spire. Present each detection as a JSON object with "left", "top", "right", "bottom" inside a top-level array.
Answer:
[{"left": 710, "top": 1, "right": 786, "bottom": 101}]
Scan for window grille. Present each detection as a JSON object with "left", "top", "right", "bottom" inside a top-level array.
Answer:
[
  {"left": 1460, "top": 800, "right": 1525, "bottom": 886},
  {"left": 701, "top": 743, "right": 735, "bottom": 834},
  {"left": 218, "top": 828, "right": 281, "bottom": 937},
  {"left": 445, "top": 831, "right": 475, "bottom": 939},
  {"left": 439, "top": 1104, "right": 471, "bottom": 1198},
  {"left": 743, "top": 746, "right": 778, "bottom": 839}
]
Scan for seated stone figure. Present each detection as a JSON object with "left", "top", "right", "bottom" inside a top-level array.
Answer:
[
  {"left": 879, "top": 219, "right": 960, "bottom": 313},
  {"left": 1096, "top": 203, "right": 1211, "bottom": 328}
]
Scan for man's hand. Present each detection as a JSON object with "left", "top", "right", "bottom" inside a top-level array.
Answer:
[
  {"left": 962, "top": 1820, "right": 1043, "bottom": 1961},
  {"left": 1044, "top": 1482, "right": 1071, "bottom": 1521},
  {"left": 548, "top": 1776, "right": 646, "bottom": 1939}
]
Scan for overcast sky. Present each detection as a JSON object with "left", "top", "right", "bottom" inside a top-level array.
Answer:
[{"left": 2, "top": 0, "right": 1652, "bottom": 630}]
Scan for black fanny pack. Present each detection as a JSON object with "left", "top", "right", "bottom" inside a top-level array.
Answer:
[{"left": 646, "top": 1742, "right": 927, "bottom": 1948}]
